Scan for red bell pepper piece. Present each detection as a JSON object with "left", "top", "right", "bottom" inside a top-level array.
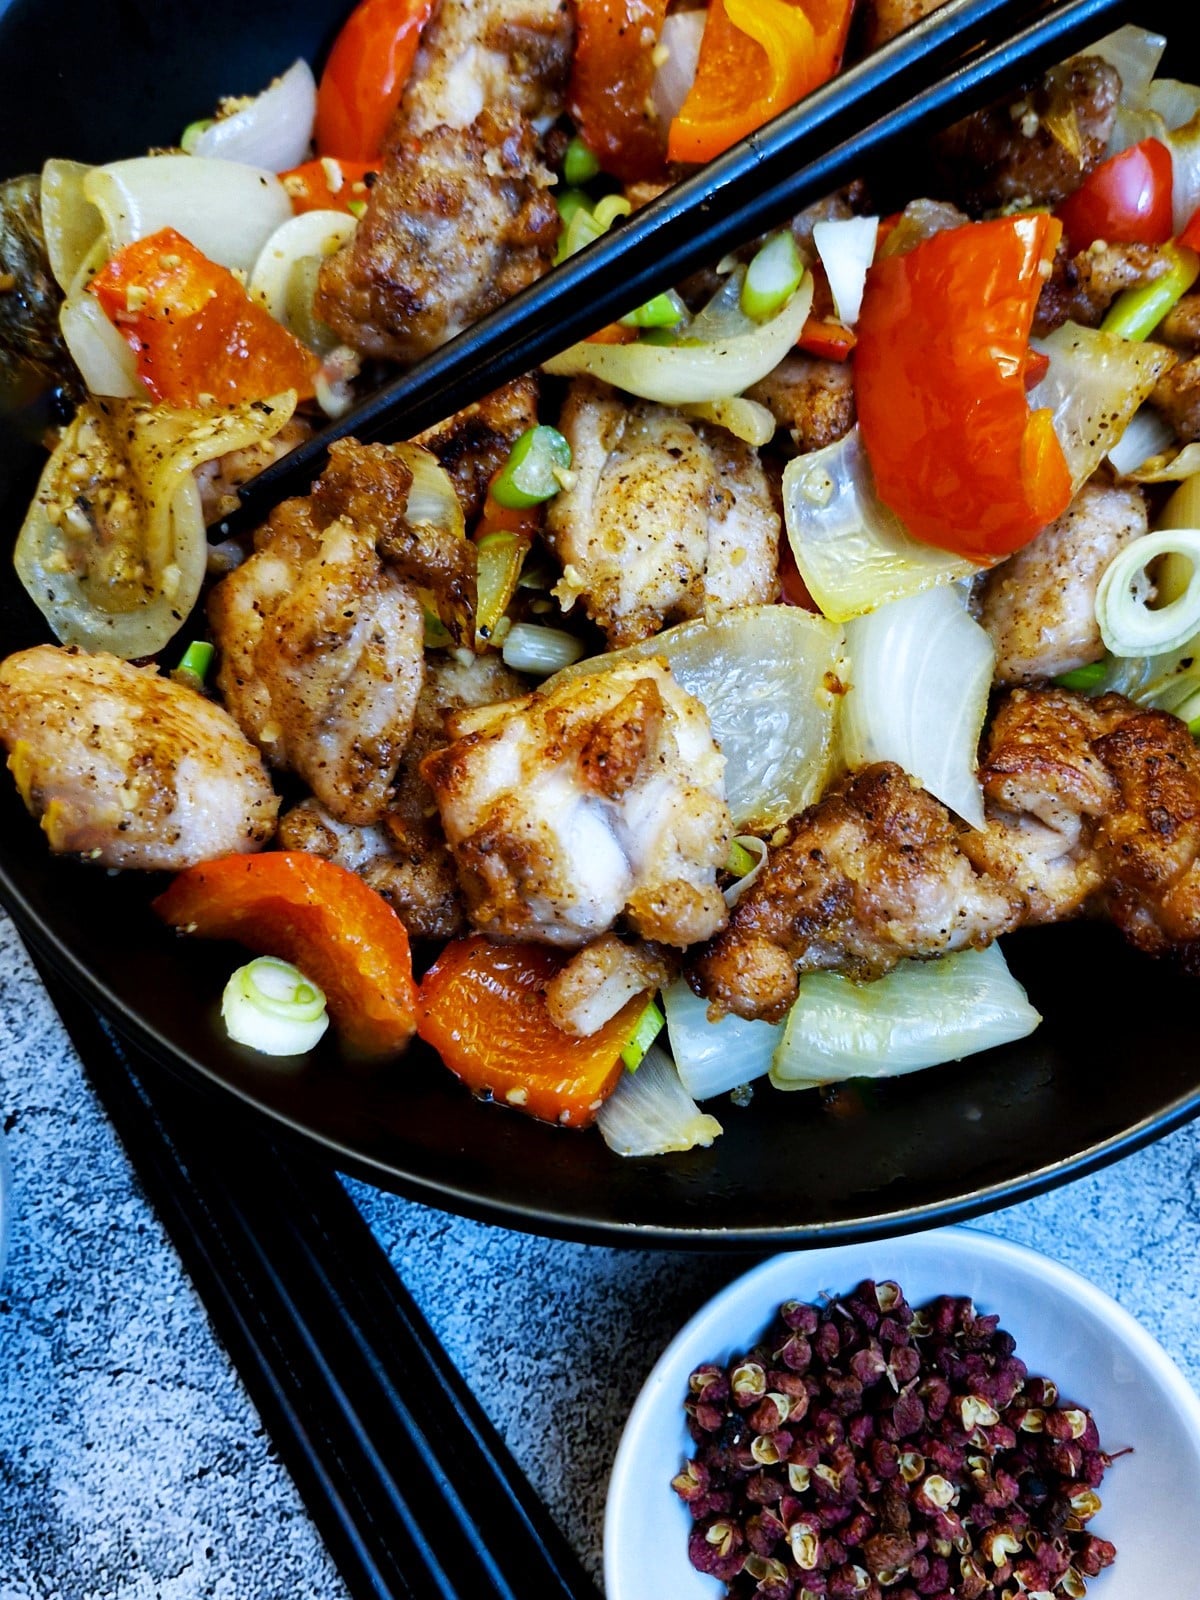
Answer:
[
  {"left": 1180, "top": 206, "right": 1200, "bottom": 254},
  {"left": 1056, "top": 138, "right": 1175, "bottom": 254},
  {"left": 315, "top": 0, "right": 434, "bottom": 161},
  {"left": 854, "top": 214, "right": 1072, "bottom": 564},
  {"left": 797, "top": 315, "right": 856, "bottom": 361},
  {"left": 153, "top": 853, "right": 419, "bottom": 1059},
  {"left": 418, "top": 936, "right": 647, "bottom": 1127},
  {"left": 89, "top": 228, "right": 318, "bottom": 407},
  {"left": 668, "top": 0, "right": 854, "bottom": 166},
  {"left": 280, "top": 157, "right": 379, "bottom": 215},
  {"left": 567, "top": 0, "right": 671, "bottom": 183}
]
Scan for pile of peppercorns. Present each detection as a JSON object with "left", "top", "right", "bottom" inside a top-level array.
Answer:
[{"left": 672, "top": 1280, "right": 1118, "bottom": 1600}]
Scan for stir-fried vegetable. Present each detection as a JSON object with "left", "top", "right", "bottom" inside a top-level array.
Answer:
[
  {"left": 595, "top": 1044, "right": 723, "bottom": 1156},
  {"left": 668, "top": 0, "right": 853, "bottom": 165},
  {"left": 663, "top": 977, "right": 784, "bottom": 1101},
  {"left": 280, "top": 158, "right": 378, "bottom": 216},
  {"left": 222, "top": 955, "right": 330, "bottom": 1056},
  {"left": 1096, "top": 529, "right": 1200, "bottom": 658},
  {"left": 490, "top": 425, "right": 572, "bottom": 509},
  {"left": 89, "top": 228, "right": 318, "bottom": 406},
  {"left": 1056, "top": 137, "right": 1175, "bottom": 252},
  {"left": 1101, "top": 241, "right": 1199, "bottom": 341},
  {"left": 417, "top": 936, "right": 649, "bottom": 1127},
  {"left": 14, "top": 390, "right": 298, "bottom": 657},
  {"left": 315, "top": 0, "right": 435, "bottom": 160},
  {"left": 855, "top": 214, "right": 1071, "bottom": 563},
  {"left": 248, "top": 209, "right": 358, "bottom": 353},
  {"left": 567, "top": 0, "right": 671, "bottom": 182},
  {"left": 154, "top": 853, "right": 419, "bottom": 1059},
  {"left": 187, "top": 60, "right": 317, "bottom": 172}
]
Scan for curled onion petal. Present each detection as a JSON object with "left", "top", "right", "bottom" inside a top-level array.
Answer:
[
  {"left": 59, "top": 291, "right": 141, "bottom": 397},
  {"left": 723, "top": 834, "right": 768, "bottom": 908},
  {"left": 190, "top": 60, "right": 317, "bottom": 173},
  {"left": 663, "top": 978, "right": 783, "bottom": 1101},
  {"left": 502, "top": 623, "right": 586, "bottom": 675},
  {"left": 769, "top": 945, "right": 1041, "bottom": 1090},
  {"left": 812, "top": 216, "right": 879, "bottom": 326},
  {"left": 842, "top": 584, "right": 994, "bottom": 829},
  {"left": 547, "top": 605, "right": 843, "bottom": 829},
  {"left": 680, "top": 396, "right": 775, "bottom": 446},
  {"left": 596, "top": 1043, "right": 723, "bottom": 1156},
  {"left": 650, "top": 7, "right": 706, "bottom": 129},
  {"left": 40, "top": 158, "right": 102, "bottom": 291},
  {"left": 249, "top": 209, "right": 357, "bottom": 347},
  {"left": 1131, "top": 441, "right": 1200, "bottom": 483},
  {"left": 542, "top": 267, "right": 813, "bottom": 404},
  {"left": 222, "top": 956, "right": 329, "bottom": 1056},
  {"left": 15, "top": 391, "right": 298, "bottom": 657},
  {"left": 1163, "top": 107, "right": 1200, "bottom": 235},
  {"left": 1107, "top": 406, "right": 1177, "bottom": 478},
  {"left": 783, "top": 427, "right": 976, "bottom": 623},
  {"left": 1096, "top": 528, "right": 1200, "bottom": 657},
  {"left": 1028, "top": 323, "right": 1174, "bottom": 494},
  {"left": 1092, "top": 25, "right": 1166, "bottom": 112},
  {"left": 84, "top": 156, "right": 292, "bottom": 275}
]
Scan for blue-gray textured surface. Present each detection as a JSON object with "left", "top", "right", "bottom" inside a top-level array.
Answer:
[{"left": 0, "top": 904, "right": 1196, "bottom": 1599}]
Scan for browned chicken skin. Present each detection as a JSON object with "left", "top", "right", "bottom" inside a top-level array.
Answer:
[{"left": 693, "top": 691, "right": 1200, "bottom": 1021}]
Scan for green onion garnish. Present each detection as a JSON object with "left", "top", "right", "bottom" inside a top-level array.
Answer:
[
  {"left": 620, "top": 289, "right": 689, "bottom": 330},
  {"left": 491, "top": 425, "right": 572, "bottom": 510},
  {"left": 726, "top": 839, "right": 759, "bottom": 877},
  {"left": 172, "top": 639, "right": 215, "bottom": 688},
  {"left": 423, "top": 608, "right": 453, "bottom": 648},
  {"left": 1054, "top": 661, "right": 1107, "bottom": 692},
  {"left": 180, "top": 119, "right": 214, "bottom": 154},
  {"left": 563, "top": 135, "right": 602, "bottom": 186},
  {"left": 555, "top": 186, "right": 592, "bottom": 225},
  {"left": 347, "top": 198, "right": 367, "bottom": 219},
  {"left": 741, "top": 230, "right": 805, "bottom": 322},
  {"left": 1102, "top": 243, "right": 1200, "bottom": 342},
  {"left": 221, "top": 956, "right": 329, "bottom": 1056},
  {"left": 621, "top": 999, "right": 665, "bottom": 1071}
]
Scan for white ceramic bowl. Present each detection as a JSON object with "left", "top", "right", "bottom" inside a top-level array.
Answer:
[{"left": 605, "top": 1228, "right": 1200, "bottom": 1600}]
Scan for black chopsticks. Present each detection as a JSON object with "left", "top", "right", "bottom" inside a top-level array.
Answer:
[
  {"left": 219, "top": 0, "right": 1134, "bottom": 536},
  {"left": 23, "top": 936, "right": 601, "bottom": 1600}
]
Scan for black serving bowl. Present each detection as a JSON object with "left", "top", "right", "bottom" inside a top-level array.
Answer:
[{"left": 0, "top": 0, "right": 1195, "bottom": 1246}]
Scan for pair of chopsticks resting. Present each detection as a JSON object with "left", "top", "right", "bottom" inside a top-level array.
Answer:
[
  {"left": 23, "top": 937, "right": 601, "bottom": 1600},
  {"left": 218, "top": 0, "right": 1135, "bottom": 540}
]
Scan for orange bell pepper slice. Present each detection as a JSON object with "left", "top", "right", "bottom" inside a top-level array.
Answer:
[
  {"left": 280, "top": 157, "right": 379, "bottom": 216},
  {"left": 153, "top": 853, "right": 419, "bottom": 1059},
  {"left": 854, "top": 213, "right": 1073, "bottom": 564},
  {"left": 89, "top": 228, "right": 318, "bottom": 407},
  {"left": 668, "top": 0, "right": 854, "bottom": 166},
  {"left": 418, "top": 936, "right": 647, "bottom": 1127},
  {"left": 567, "top": 0, "right": 671, "bottom": 183},
  {"left": 797, "top": 315, "right": 856, "bottom": 361},
  {"left": 315, "top": 0, "right": 435, "bottom": 161}
]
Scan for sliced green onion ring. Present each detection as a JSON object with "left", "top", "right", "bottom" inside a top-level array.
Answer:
[
  {"left": 491, "top": 425, "right": 572, "bottom": 510},
  {"left": 1054, "top": 661, "right": 1108, "bottom": 692},
  {"left": 620, "top": 999, "right": 665, "bottom": 1071},
  {"left": 172, "top": 639, "right": 215, "bottom": 688},
  {"left": 620, "top": 289, "right": 688, "bottom": 330},
  {"left": 180, "top": 119, "right": 214, "bottom": 154},
  {"left": 1095, "top": 528, "right": 1200, "bottom": 657},
  {"left": 221, "top": 956, "right": 329, "bottom": 1056},
  {"left": 741, "top": 230, "right": 805, "bottom": 321},
  {"left": 1101, "top": 242, "right": 1200, "bottom": 341},
  {"left": 501, "top": 622, "right": 586, "bottom": 676},
  {"left": 563, "top": 135, "right": 602, "bottom": 186},
  {"left": 724, "top": 835, "right": 768, "bottom": 908}
]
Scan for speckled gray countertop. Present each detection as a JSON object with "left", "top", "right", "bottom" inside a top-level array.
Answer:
[{"left": 0, "top": 903, "right": 1196, "bottom": 1600}]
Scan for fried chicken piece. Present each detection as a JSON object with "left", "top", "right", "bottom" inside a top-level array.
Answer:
[
  {"left": 692, "top": 764, "right": 1022, "bottom": 1022},
  {"left": 544, "top": 934, "right": 677, "bottom": 1036},
  {"left": 932, "top": 57, "right": 1120, "bottom": 212},
  {"left": 208, "top": 484, "right": 425, "bottom": 828},
  {"left": 1035, "top": 240, "right": 1172, "bottom": 335},
  {"left": 745, "top": 354, "right": 856, "bottom": 454},
  {"left": 414, "top": 376, "right": 539, "bottom": 522},
  {"left": 961, "top": 688, "right": 1125, "bottom": 923},
  {"left": 547, "top": 379, "right": 779, "bottom": 647},
  {"left": 422, "top": 659, "right": 731, "bottom": 948},
  {"left": 316, "top": 0, "right": 571, "bottom": 361},
  {"left": 1151, "top": 354, "right": 1200, "bottom": 443},
  {"left": 978, "top": 481, "right": 1148, "bottom": 684},
  {"left": 278, "top": 653, "right": 526, "bottom": 938},
  {"left": 860, "top": 0, "right": 948, "bottom": 50},
  {"left": 1158, "top": 293, "right": 1200, "bottom": 355},
  {"left": 0, "top": 645, "right": 278, "bottom": 870}
]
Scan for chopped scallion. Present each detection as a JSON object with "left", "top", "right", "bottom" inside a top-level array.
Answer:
[
  {"left": 555, "top": 186, "right": 591, "bottom": 225},
  {"left": 491, "top": 425, "right": 572, "bottom": 510},
  {"left": 620, "top": 999, "right": 665, "bottom": 1071},
  {"left": 222, "top": 956, "right": 329, "bottom": 1056},
  {"left": 1102, "top": 243, "right": 1200, "bottom": 342},
  {"left": 172, "top": 639, "right": 215, "bottom": 688},
  {"left": 741, "top": 230, "right": 805, "bottom": 322},
  {"left": 501, "top": 622, "right": 586, "bottom": 676},
  {"left": 620, "top": 289, "right": 689, "bottom": 330},
  {"left": 1054, "top": 661, "right": 1108, "bottom": 692},
  {"left": 563, "top": 135, "right": 602, "bottom": 186},
  {"left": 727, "top": 839, "right": 758, "bottom": 877},
  {"left": 180, "top": 118, "right": 214, "bottom": 155}
]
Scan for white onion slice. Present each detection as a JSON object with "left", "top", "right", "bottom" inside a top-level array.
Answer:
[
  {"left": 59, "top": 293, "right": 142, "bottom": 397},
  {"left": 1096, "top": 529, "right": 1200, "bottom": 657},
  {"left": 249, "top": 209, "right": 357, "bottom": 336},
  {"left": 842, "top": 584, "right": 993, "bottom": 829},
  {"left": 1107, "top": 406, "right": 1177, "bottom": 478},
  {"left": 812, "top": 216, "right": 878, "bottom": 326},
  {"left": 547, "top": 605, "right": 844, "bottom": 829},
  {"left": 542, "top": 269, "right": 813, "bottom": 404},
  {"left": 40, "top": 158, "right": 103, "bottom": 290},
  {"left": 783, "top": 427, "right": 976, "bottom": 623},
  {"left": 1028, "top": 322, "right": 1174, "bottom": 495},
  {"left": 84, "top": 156, "right": 292, "bottom": 275},
  {"left": 596, "top": 1044, "right": 723, "bottom": 1156},
  {"left": 650, "top": 8, "right": 706, "bottom": 128},
  {"left": 1091, "top": 25, "right": 1166, "bottom": 111},
  {"left": 663, "top": 979, "right": 784, "bottom": 1101},
  {"left": 501, "top": 623, "right": 586, "bottom": 675},
  {"left": 769, "top": 945, "right": 1041, "bottom": 1089},
  {"left": 190, "top": 60, "right": 317, "bottom": 172},
  {"left": 1131, "top": 442, "right": 1200, "bottom": 483}
]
